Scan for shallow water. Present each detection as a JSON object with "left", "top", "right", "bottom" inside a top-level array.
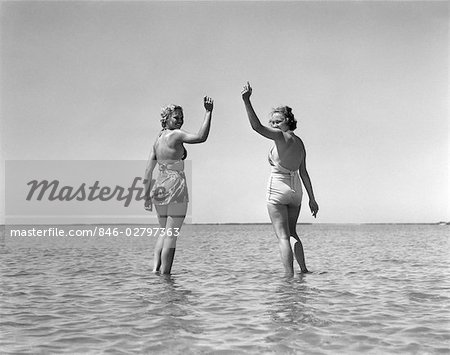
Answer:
[{"left": 1, "top": 224, "right": 449, "bottom": 354}]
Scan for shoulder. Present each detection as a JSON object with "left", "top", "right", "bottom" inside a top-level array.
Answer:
[
  {"left": 291, "top": 133, "right": 304, "bottom": 144},
  {"left": 163, "top": 129, "right": 185, "bottom": 142},
  {"left": 284, "top": 132, "right": 303, "bottom": 144},
  {"left": 291, "top": 134, "right": 306, "bottom": 152}
]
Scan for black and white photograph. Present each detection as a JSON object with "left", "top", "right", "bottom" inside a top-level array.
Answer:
[{"left": 1, "top": 0, "right": 449, "bottom": 353}]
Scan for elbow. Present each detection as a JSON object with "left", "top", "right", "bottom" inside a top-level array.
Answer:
[
  {"left": 195, "top": 135, "right": 207, "bottom": 143},
  {"left": 251, "top": 123, "right": 263, "bottom": 133},
  {"left": 198, "top": 132, "right": 210, "bottom": 143},
  {"left": 195, "top": 128, "right": 210, "bottom": 143},
  {"left": 192, "top": 136, "right": 207, "bottom": 144}
]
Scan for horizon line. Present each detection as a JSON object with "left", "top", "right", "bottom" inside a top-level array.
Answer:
[{"left": 1, "top": 222, "right": 449, "bottom": 227}]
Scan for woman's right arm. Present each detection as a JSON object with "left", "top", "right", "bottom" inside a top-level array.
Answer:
[
  {"left": 241, "top": 82, "right": 283, "bottom": 141},
  {"left": 177, "top": 96, "right": 214, "bottom": 144}
]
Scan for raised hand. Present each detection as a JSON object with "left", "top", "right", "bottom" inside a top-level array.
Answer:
[
  {"left": 204, "top": 96, "right": 214, "bottom": 112},
  {"left": 241, "top": 81, "right": 252, "bottom": 101}
]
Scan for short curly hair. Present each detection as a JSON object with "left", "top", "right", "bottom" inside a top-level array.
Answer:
[
  {"left": 271, "top": 106, "right": 297, "bottom": 130},
  {"left": 160, "top": 104, "right": 183, "bottom": 128}
]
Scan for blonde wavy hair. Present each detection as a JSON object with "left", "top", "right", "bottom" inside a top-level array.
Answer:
[{"left": 160, "top": 104, "right": 183, "bottom": 129}]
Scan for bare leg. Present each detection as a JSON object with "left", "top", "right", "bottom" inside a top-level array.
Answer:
[
  {"left": 160, "top": 202, "right": 187, "bottom": 274},
  {"left": 267, "top": 204, "right": 294, "bottom": 276},
  {"left": 288, "top": 205, "right": 309, "bottom": 273},
  {"left": 153, "top": 234, "right": 164, "bottom": 272},
  {"left": 153, "top": 205, "right": 168, "bottom": 272}
]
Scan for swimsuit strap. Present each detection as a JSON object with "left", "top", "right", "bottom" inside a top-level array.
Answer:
[{"left": 269, "top": 146, "right": 297, "bottom": 189}]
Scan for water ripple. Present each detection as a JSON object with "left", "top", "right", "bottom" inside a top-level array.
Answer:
[{"left": 1, "top": 224, "right": 449, "bottom": 354}]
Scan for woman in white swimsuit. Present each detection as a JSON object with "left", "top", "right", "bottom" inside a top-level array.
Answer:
[
  {"left": 144, "top": 96, "right": 214, "bottom": 274},
  {"left": 242, "top": 82, "right": 319, "bottom": 276}
]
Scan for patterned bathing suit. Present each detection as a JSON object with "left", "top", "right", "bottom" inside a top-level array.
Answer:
[
  {"left": 150, "top": 160, "right": 189, "bottom": 205},
  {"left": 150, "top": 133, "right": 188, "bottom": 206}
]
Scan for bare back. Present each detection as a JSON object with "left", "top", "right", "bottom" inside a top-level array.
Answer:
[
  {"left": 154, "top": 130, "right": 186, "bottom": 162},
  {"left": 272, "top": 133, "right": 305, "bottom": 171}
]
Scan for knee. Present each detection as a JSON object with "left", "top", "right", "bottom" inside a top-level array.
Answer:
[
  {"left": 163, "top": 235, "right": 177, "bottom": 248},
  {"left": 271, "top": 225, "right": 287, "bottom": 237},
  {"left": 278, "top": 236, "right": 291, "bottom": 243},
  {"left": 271, "top": 224, "right": 289, "bottom": 239}
]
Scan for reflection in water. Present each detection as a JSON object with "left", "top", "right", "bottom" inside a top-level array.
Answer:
[
  {"left": 267, "top": 276, "right": 310, "bottom": 327},
  {"left": 156, "top": 274, "right": 190, "bottom": 313},
  {"left": 267, "top": 275, "right": 331, "bottom": 328},
  {"left": 263, "top": 275, "right": 332, "bottom": 351},
  {"left": 141, "top": 274, "right": 204, "bottom": 349},
  {"left": 139, "top": 274, "right": 191, "bottom": 318}
]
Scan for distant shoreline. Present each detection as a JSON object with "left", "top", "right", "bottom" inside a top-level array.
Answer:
[{"left": 1, "top": 222, "right": 449, "bottom": 227}]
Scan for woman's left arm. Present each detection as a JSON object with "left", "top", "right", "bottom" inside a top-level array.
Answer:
[
  {"left": 176, "top": 96, "right": 213, "bottom": 144},
  {"left": 299, "top": 145, "right": 319, "bottom": 218}
]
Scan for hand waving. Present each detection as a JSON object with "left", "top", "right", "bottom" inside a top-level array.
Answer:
[
  {"left": 241, "top": 81, "right": 252, "bottom": 101},
  {"left": 204, "top": 96, "right": 214, "bottom": 112}
]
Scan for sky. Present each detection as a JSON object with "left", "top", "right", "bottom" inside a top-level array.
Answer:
[{"left": 1, "top": 0, "right": 448, "bottom": 224}]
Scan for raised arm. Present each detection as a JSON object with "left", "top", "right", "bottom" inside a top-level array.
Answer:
[
  {"left": 177, "top": 96, "right": 214, "bottom": 144},
  {"left": 241, "top": 82, "right": 283, "bottom": 141},
  {"left": 298, "top": 144, "right": 319, "bottom": 218}
]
